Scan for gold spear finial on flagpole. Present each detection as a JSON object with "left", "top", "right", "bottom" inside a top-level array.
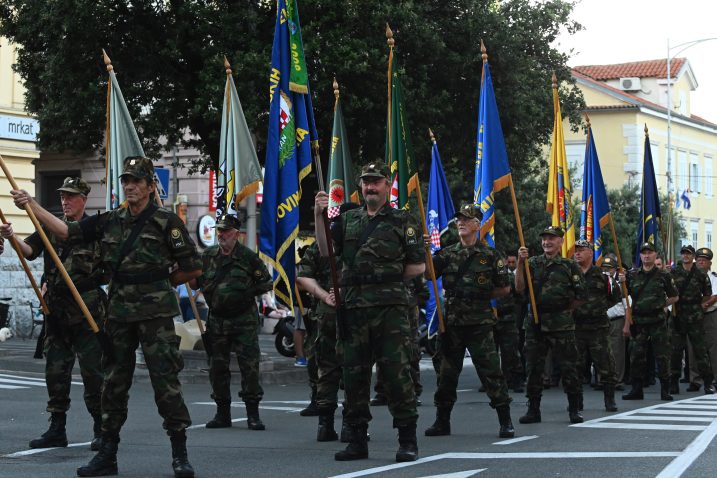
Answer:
[
  {"left": 552, "top": 71, "right": 558, "bottom": 89},
  {"left": 644, "top": 123, "right": 649, "bottom": 135},
  {"left": 224, "top": 56, "right": 232, "bottom": 76},
  {"left": 333, "top": 77, "right": 340, "bottom": 100},
  {"left": 102, "top": 49, "right": 113, "bottom": 72},
  {"left": 428, "top": 128, "right": 436, "bottom": 144},
  {"left": 481, "top": 39, "right": 488, "bottom": 64},
  {"left": 386, "top": 23, "right": 394, "bottom": 48},
  {"left": 584, "top": 112, "right": 591, "bottom": 128}
]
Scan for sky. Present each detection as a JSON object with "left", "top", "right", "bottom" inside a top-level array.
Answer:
[{"left": 555, "top": 0, "right": 717, "bottom": 121}]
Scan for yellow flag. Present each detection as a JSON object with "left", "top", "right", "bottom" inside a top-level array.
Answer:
[{"left": 546, "top": 75, "right": 576, "bottom": 258}]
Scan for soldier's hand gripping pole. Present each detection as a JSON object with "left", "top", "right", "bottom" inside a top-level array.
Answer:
[
  {"left": 311, "top": 144, "right": 348, "bottom": 341},
  {"left": 0, "top": 208, "right": 49, "bottom": 316},
  {"left": 0, "top": 154, "right": 113, "bottom": 359}
]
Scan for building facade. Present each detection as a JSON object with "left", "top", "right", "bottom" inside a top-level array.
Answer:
[{"left": 563, "top": 58, "right": 717, "bottom": 252}]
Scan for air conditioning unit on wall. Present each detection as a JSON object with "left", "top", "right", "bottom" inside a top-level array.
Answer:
[{"left": 619, "top": 77, "right": 641, "bottom": 91}]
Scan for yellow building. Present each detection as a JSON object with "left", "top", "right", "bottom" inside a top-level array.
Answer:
[
  {"left": 0, "top": 37, "right": 39, "bottom": 236},
  {"left": 564, "top": 58, "right": 717, "bottom": 251}
]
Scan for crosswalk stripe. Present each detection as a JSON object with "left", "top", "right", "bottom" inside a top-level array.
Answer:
[
  {"left": 577, "top": 423, "right": 706, "bottom": 431},
  {"left": 0, "top": 385, "right": 25, "bottom": 390},
  {"left": 0, "top": 378, "right": 47, "bottom": 387}
]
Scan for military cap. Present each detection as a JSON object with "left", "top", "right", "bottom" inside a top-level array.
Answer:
[
  {"left": 696, "top": 247, "right": 714, "bottom": 260},
  {"left": 454, "top": 203, "right": 483, "bottom": 221},
  {"left": 575, "top": 239, "right": 592, "bottom": 249},
  {"left": 539, "top": 225, "right": 564, "bottom": 238},
  {"left": 680, "top": 244, "right": 696, "bottom": 255},
  {"left": 120, "top": 156, "right": 155, "bottom": 182},
  {"left": 214, "top": 214, "right": 241, "bottom": 231},
  {"left": 359, "top": 161, "right": 391, "bottom": 180},
  {"left": 57, "top": 176, "right": 91, "bottom": 195},
  {"left": 639, "top": 241, "right": 656, "bottom": 252},
  {"left": 601, "top": 256, "right": 617, "bottom": 268}
]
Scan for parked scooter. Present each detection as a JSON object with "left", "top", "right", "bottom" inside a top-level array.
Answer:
[{"left": 273, "top": 315, "right": 296, "bottom": 358}]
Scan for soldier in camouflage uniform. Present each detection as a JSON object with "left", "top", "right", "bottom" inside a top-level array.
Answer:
[
  {"left": 1, "top": 177, "right": 106, "bottom": 451},
  {"left": 11, "top": 157, "right": 202, "bottom": 478},
  {"left": 424, "top": 204, "right": 515, "bottom": 439},
  {"left": 495, "top": 256, "right": 525, "bottom": 393},
  {"left": 314, "top": 161, "right": 425, "bottom": 463},
  {"left": 516, "top": 226, "right": 587, "bottom": 424},
  {"left": 620, "top": 242, "right": 679, "bottom": 402},
  {"left": 572, "top": 240, "right": 621, "bottom": 411},
  {"left": 669, "top": 245, "right": 714, "bottom": 395},
  {"left": 193, "top": 214, "right": 272, "bottom": 430}
]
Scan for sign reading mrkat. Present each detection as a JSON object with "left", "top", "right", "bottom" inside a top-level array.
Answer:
[{"left": 0, "top": 114, "right": 40, "bottom": 142}]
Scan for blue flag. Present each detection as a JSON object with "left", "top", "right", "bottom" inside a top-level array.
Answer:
[
  {"left": 634, "top": 130, "right": 662, "bottom": 266},
  {"left": 681, "top": 190, "right": 691, "bottom": 209},
  {"left": 580, "top": 126, "right": 611, "bottom": 265},
  {"left": 474, "top": 60, "right": 511, "bottom": 246},
  {"left": 259, "top": 0, "right": 318, "bottom": 308},
  {"left": 425, "top": 136, "right": 455, "bottom": 338}
]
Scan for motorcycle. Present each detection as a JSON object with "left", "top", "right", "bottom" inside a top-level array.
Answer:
[{"left": 272, "top": 314, "right": 296, "bottom": 358}]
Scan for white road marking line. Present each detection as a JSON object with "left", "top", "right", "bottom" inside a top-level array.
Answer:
[
  {"left": 0, "top": 378, "right": 47, "bottom": 387},
  {"left": 416, "top": 469, "right": 487, "bottom": 478},
  {"left": 0, "top": 373, "right": 45, "bottom": 382},
  {"left": 644, "top": 410, "right": 717, "bottom": 416},
  {"left": 192, "top": 401, "right": 304, "bottom": 413},
  {"left": 576, "top": 423, "right": 706, "bottom": 431},
  {"left": 328, "top": 452, "right": 680, "bottom": 478},
  {"left": 0, "top": 384, "right": 26, "bottom": 389},
  {"left": 661, "top": 404, "right": 717, "bottom": 409},
  {"left": 5, "top": 442, "right": 92, "bottom": 458},
  {"left": 610, "top": 416, "right": 714, "bottom": 422},
  {"left": 0, "top": 374, "right": 82, "bottom": 386},
  {"left": 187, "top": 418, "right": 247, "bottom": 430},
  {"left": 492, "top": 435, "right": 538, "bottom": 445},
  {"left": 656, "top": 419, "right": 717, "bottom": 478}
]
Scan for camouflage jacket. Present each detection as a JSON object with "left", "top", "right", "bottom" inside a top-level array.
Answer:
[
  {"left": 26, "top": 215, "right": 107, "bottom": 326},
  {"left": 496, "top": 271, "right": 519, "bottom": 323},
  {"left": 573, "top": 265, "right": 621, "bottom": 329},
  {"left": 524, "top": 254, "right": 587, "bottom": 331},
  {"left": 68, "top": 204, "right": 201, "bottom": 323},
  {"left": 626, "top": 266, "right": 678, "bottom": 324},
  {"left": 671, "top": 263, "right": 712, "bottom": 316},
  {"left": 333, "top": 204, "right": 424, "bottom": 309},
  {"left": 199, "top": 242, "right": 271, "bottom": 334},
  {"left": 433, "top": 242, "right": 509, "bottom": 326},
  {"left": 297, "top": 242, "right": 333, "bottom": 315}
]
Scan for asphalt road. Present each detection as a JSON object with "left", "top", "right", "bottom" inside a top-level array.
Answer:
[{"left": 2, "top": 340, "right": 717, "bottom": 478}]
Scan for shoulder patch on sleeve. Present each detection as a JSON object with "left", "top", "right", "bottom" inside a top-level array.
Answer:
[
  {"left": 405, "top": 226, "right": 418, "bottom": 245},
  {"left": 170, "top": 228, "right": 185, "bottom": 248}
]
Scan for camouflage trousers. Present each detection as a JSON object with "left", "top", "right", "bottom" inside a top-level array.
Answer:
[
  {"left": 44, "top": 321, "right": 103, "bottom": 416},
  {"left": 671, "top": 313, "right": 713, "bottom": 382},
  {"left": 435, "top": 323, "right": 511, "bottom": 409},
  {"left": 340, "top": 305, "right": 417, "bottom": 428},
  {"left": 575, "top": 326, "right": 617, "bottom": 386},
  {"left": 629, "top": 320, "right": 671, "bottom": 382},
  {"left": 374, "top": 305, "right": 422, "bottom": 398},
  {"left": 102, "top": 317, "right": 190, "bottom": 434},
  {"left": 525, "top": 328, "right": 581, "bottom": 396},
  {"left": 315, "top": 311, "right": 343, "bottom": 412},
  {"left": 494, "top": 319, "right": 524, "bottom": 383},
  {"left": 209, "top": 324, "right": 264, "bottom": 404}
]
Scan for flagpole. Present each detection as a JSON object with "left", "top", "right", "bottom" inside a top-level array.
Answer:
[
  {"left": 386, "top": 24, "right": 394, "bottom": 166},
  {"left": 585, "top": 113, "right": 633, "bottom": 326},
  {"left": 103, "top": 49, "right": 113, "bottom": 206},
  {"left": 0, "top": 208, "right": 49, "bottom": 315}
]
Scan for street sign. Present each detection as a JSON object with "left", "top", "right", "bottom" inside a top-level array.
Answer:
[{"left": 154, "top": 167, "right": 170, "bottom": 200}]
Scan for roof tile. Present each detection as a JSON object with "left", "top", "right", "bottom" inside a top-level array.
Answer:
[{"left": 573, "top": 58, "right": 686, "bottom": 80}]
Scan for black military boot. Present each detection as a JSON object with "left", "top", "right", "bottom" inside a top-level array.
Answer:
[
  {"left": 369, "top": 394, "right": 388, "bottom": 406},
  {"left": 603, "top": 384, "right": 618, "bottom": 412},
  {"left": 317, "top": 413, "right": 339, "bottom": 442},
  {"left": 670, "top": 376, "right": 680, "bottom": 395},
  {"left": 567, "top": 393, "right": 583, "bottom": 424},
  {"left": 335, "top": 424, "right": 369, "bottom": 461},
  {"left": 29, "top": 412, "right": 68, "bottom": 448},
  {"left": 703, "top": 376, "right": 715, "bottom": 395},
  {"left": 206, "top": 401, "right": 232, "bottom": 428},
  {"left": 519, "top": 396, "right": 541, "bottom": 424},
  {"left": 300, "top": 388, "right": 320, "bottom": 416},
  {"left": 396, "top": 423, "right": 418, "bottom": 462},
  {"left": 245, "top": 401, "right": 266, "bottom": 430},
  {"left": 76, "top": 433, "right": 119, "bottom": 477},
  {"left": 578, "top": 392, "right": 584, "bottom": 411},
  {"left": 340, "top": 420, "right": 352, "bottom": 443},
  {"left": 661, "top": 380, "right": 674, "bottom": 401},
  {"left": 90, "top": 413, "right": 103, "bottom": 451},
  {"left": 169, "top": 430, "right": 195, "bottom": 478},
  {"left": 424, "top": 407, "right": 451, "bottom": 436},
  {"left": 622, "top": 379, "right": 644, "bottom": 400},
  {"left": 496, "top": 405, "right": 515, "bottom": 438}
]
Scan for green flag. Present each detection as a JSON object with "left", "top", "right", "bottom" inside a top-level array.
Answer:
[
  {"left": 216, "top": 63, "right": 263, "bottom": 218},
  {"left": 105, "top": 61, "right": 144, "bottom": 210},
  {"left": 385, "top": 48, "right": 417, "bottom": 208},
  {"left": 327, "top": 82, "right": 358, "bottom": 218}
]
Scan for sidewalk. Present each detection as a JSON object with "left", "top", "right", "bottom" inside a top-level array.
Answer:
[{"left": 0, "top": 334, "right": 309, "bottom": 386}]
